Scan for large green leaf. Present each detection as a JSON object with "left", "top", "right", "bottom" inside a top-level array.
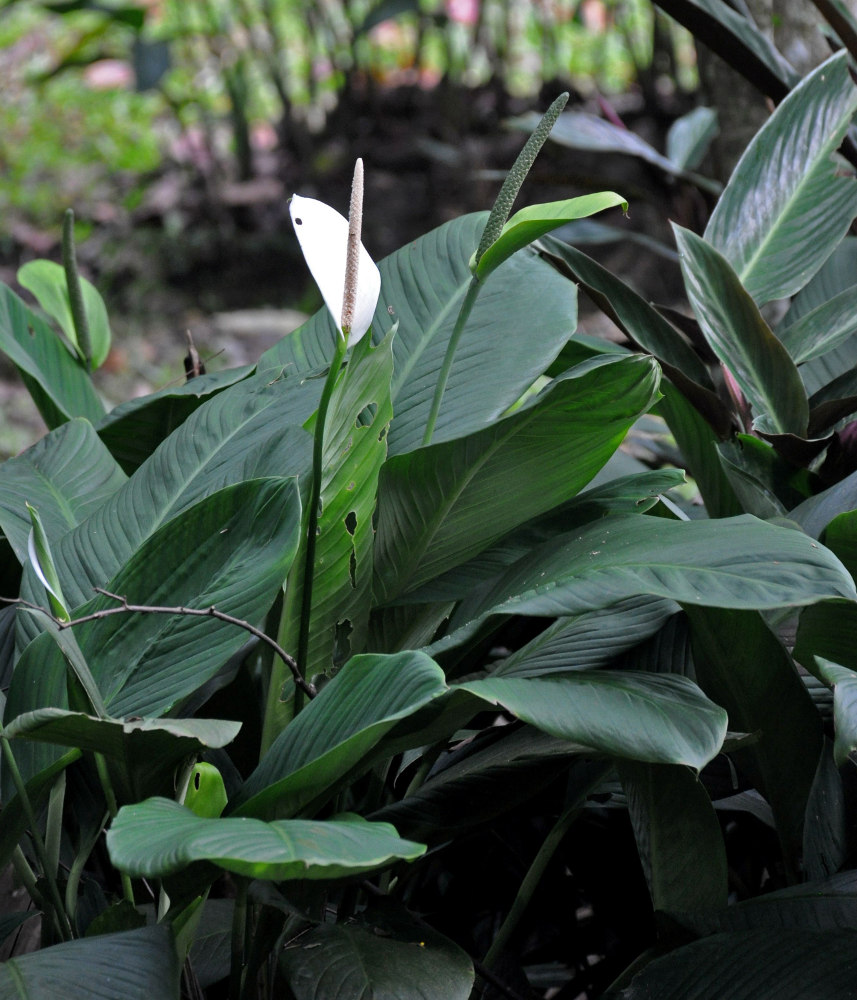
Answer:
[
  {"left": 12, "top": 477, "right": 302, "bottom": 723},
  {"left": 685, "top": 607, "right": 823, "bottom": 872},
  {"left": 277, "top": 329, "right": 394, "bottom": 687},
  {"left": 259, "top": 213, "right": 579, "bottom": 454},
  {"left": 19, "top": 373, "right": 317, "bottom": 615},
  {"left": 613, "top": 929, "right": 857, "bottom": 1000},
  {"left": 0, "top": 925, "right": 180, "bottom": 1000},
  {"left": 618, "top": 760, "right": 727, "bottom": 912},
  {"left": 18, "top": 259, "right": 112, "bottom": 369},
  {"left": 430, "top": 514, "right": 855, "bottom": 654},
  {"left": 0, "top": 282, "right": 103, "bottom": 428},
  {"left": 0, "top": 418, "right": 126, "bottom": 564},
  {"left": 673, "top": 224, "right": 809, "bottom": 435},
  {"left": 96, "top": 366, "right": 254, "bottom": 473},
  {"left": 457, "top": 671, "right": 727, "bottom": 770},
  {"left": 107, "top": 798, "right": 425, "bottom": 880},
  {"left": 374, "top": 354, "right": 661, "bottom": 602},
  {"left": 777, "top": 286, "right": 857, "bottom": 365},
  {"left": 233, "top": 650, "right": 447, "bottom": 819},
  {"left": 280, "top": 909, "right": 473, "bottom": 1000},
  {"left": 704, "top": 52, "right": 857, "bottom": 305},
  {"left": 4, "top": 710, "right": 240, "bottom": 800}
]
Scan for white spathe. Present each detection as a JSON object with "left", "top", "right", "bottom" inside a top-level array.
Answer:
[{"left": 290, "top": 194, "right": 381, "bottom": 347}]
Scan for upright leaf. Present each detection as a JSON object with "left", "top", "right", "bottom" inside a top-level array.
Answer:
[{"left": 705, "top": 52, "right": 857, "bottom": 305}]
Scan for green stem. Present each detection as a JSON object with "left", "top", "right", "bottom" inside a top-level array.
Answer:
[
  {"left": 62, "top": 209, "right": 92, "bottom": 372},
  {"left": 1, "top": 736, "right": 72, "bottom": 940},
  {"left": 94, "top": 753, "right": 134, "bottom": 904},
  {"left": 65, "top": 811, "right": 109, "bottom": 926},
  {"left": 293, "top": 334, "right": 348, "bottom": 714},
  {"left": 481, "top": 762, "right": 612, "bottom": 972},
  {"left": 422, "top": 276, "right": 481, "bottom": 446},
  {"left": 44, "top": 771, "right": 65, "bottom": 883}
]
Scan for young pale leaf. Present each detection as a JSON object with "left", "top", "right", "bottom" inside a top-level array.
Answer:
[
  {"left": 472, "top": 193, "right": 627, "bottom": 279},
  {"left": 290, "top": 194, "right": 381, "bottom": 346},
  {"left": 107, "top": 798, "right": 425, "bottom": 880},
  {"left": 705, "top": 51, "right": 857, "bottom": 305},
  {"left": 26, "top": 503, "right": 69, "bottom": 622},
  {"left": 18, "top": 258, "right": 112, "bottom": 368}
]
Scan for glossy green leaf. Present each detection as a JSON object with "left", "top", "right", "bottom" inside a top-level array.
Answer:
[
  {"left": 614, "top": 929, "right": 857, "bottom": 1000},
  {"left": 473, "top": 192, "right": 628, "bottom": 278},
  {"left": 96, "top": 367, "right": 254, "bottom": 473},
  {"left": 18, "top": 259, "right": 111, "bottom": 368},
  {"left": 280, "top": 910, "right": 473, "bottom": 1000},
  {"left": 795, "top": 599, "right": 857, "bottom": 674},
  {"left": 685, "top": 607, "right": 823, "bottom": 870},
  {"left": 234, "top": 651, "right": 447, "bottom": 819},
  {"left": 374, "top": 354, "right": 661, "bottom": 602},
  {"left": 618, "top": 760, "right": 727, "bottom": 911},
  {"left": 0, "top": 419, "right": 126, "bottom": 564},
  {"left": 674, "top": 224, "right": 808, "bottom": 434},
  {"left": 0, "top": 282, "right": 103, "bottom": 427},
  {"left": 0, "top": 924, "right": 180, "bottom": 1000},
  {"left": 822, "top": 508, "right": 857, "bottom": 580},
  {"left": 259, "top": 213, "right": 579, "bottom": 454},
  {"left": 107, "top": 798, "right": 425, "bottom": 880},
  {"left": 705, "top": 52, "right": 857, "bottom": 305},
  {"left": 458, "top": 670, "right": 726, "bottom": 770},
  {"left": 432, "top": 514, "right": 855, "bottom": 655}
]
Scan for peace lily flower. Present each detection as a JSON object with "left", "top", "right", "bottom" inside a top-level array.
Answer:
[{"left": 289, "top": 161, "right": 381, "bottom": 347}]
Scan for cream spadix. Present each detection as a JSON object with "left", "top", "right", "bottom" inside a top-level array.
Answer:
[{"left": 289, "top": 194, "right": 381, "bottom": 347}]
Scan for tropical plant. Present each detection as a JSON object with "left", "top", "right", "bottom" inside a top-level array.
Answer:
[{"left": 2, "top": 66, "right": 857, "bottom": 1000}]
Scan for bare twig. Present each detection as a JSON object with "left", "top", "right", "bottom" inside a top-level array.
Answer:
[{"left": 1, "top": 590, "right": 316, "bottom": 699}]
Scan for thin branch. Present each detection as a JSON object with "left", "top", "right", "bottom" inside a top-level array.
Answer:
[{"left": 1, "top": 590, "right": 316, "bottom": 699}]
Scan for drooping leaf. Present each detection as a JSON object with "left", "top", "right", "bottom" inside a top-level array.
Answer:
[
  {"left": 666, "top": 106, "right": 719, "bottom": 171},
  {"left": 473, "top": 192, "right": 628, "bottom": 279},
  {"left": 430, "top": 514, "right": 855, "bottom": 655},
  {"left": 457, "top": 670, "right": 727, "bottom": 771},
  {"left": 810, "top": 659, "right": 857, "bottom": 766},
  {"left": 280, "top": 908, "right": 473, "bottom": 1000},
  {"left": 0, "top": 924, "right": 180, "bottom": 1000},
  {"left": 18, "top": 259, "right": 112, "bottom": 368},
  {"left": 673, "top": 224, "right": 809, "bottom": 435},
  {"left": 0, "top": 282, "right": 103, "bottom": 427},
  {"left": 0, "top": 418, "right": 126, "bottom": 564},
  {"left": 618, "top": 760, "right": 727, "bottom": 912},
  {"left": 259, "top": 213, "right": 580, "bottom": 454},
  {"left": 233, "top": 651, "right": 447, "bottom": 819},
  {"left": 374, "top": 354, "right": 661, "bottom": 602},
  {"left": 704, "top": 51, "right": 857, "bottom": 305},
  {"left": 107, "top": 798, "right": 425, "bottom": 880}
]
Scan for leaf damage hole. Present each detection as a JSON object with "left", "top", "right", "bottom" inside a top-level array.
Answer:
[
  {"left": 345, "top": 511, "right": 357, "bottom": 536},
  {"left": 356, "top": 402, "right": 378, "bottom": 427}
]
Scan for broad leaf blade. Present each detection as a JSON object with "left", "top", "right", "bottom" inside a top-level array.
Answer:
[
  {"left": 0, "top": 418, "right": 126, "bottom": 563},
  {"left": 704, "top": 51, "right": 857, "bottom": 305},
  {"left": 374, "top": 354, "right": 661, "bottom": 602},
  {"left": 458, "top": 671, "right": 726, "bottom": 770},
  {"left": 260, "top": 213, "right": 580, "bottom": 454},
  {"left": 0, "top": 282, "right": 103, "bottom": 427},
  {"left": 0, "top": 925, "right": 180, "bottom": 1000},
  {"left": 108, "top": 798, "right": 425, "bottom": 880},
  {"left": 674, "top": 224, "right": 808, "bottom": 435}
]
